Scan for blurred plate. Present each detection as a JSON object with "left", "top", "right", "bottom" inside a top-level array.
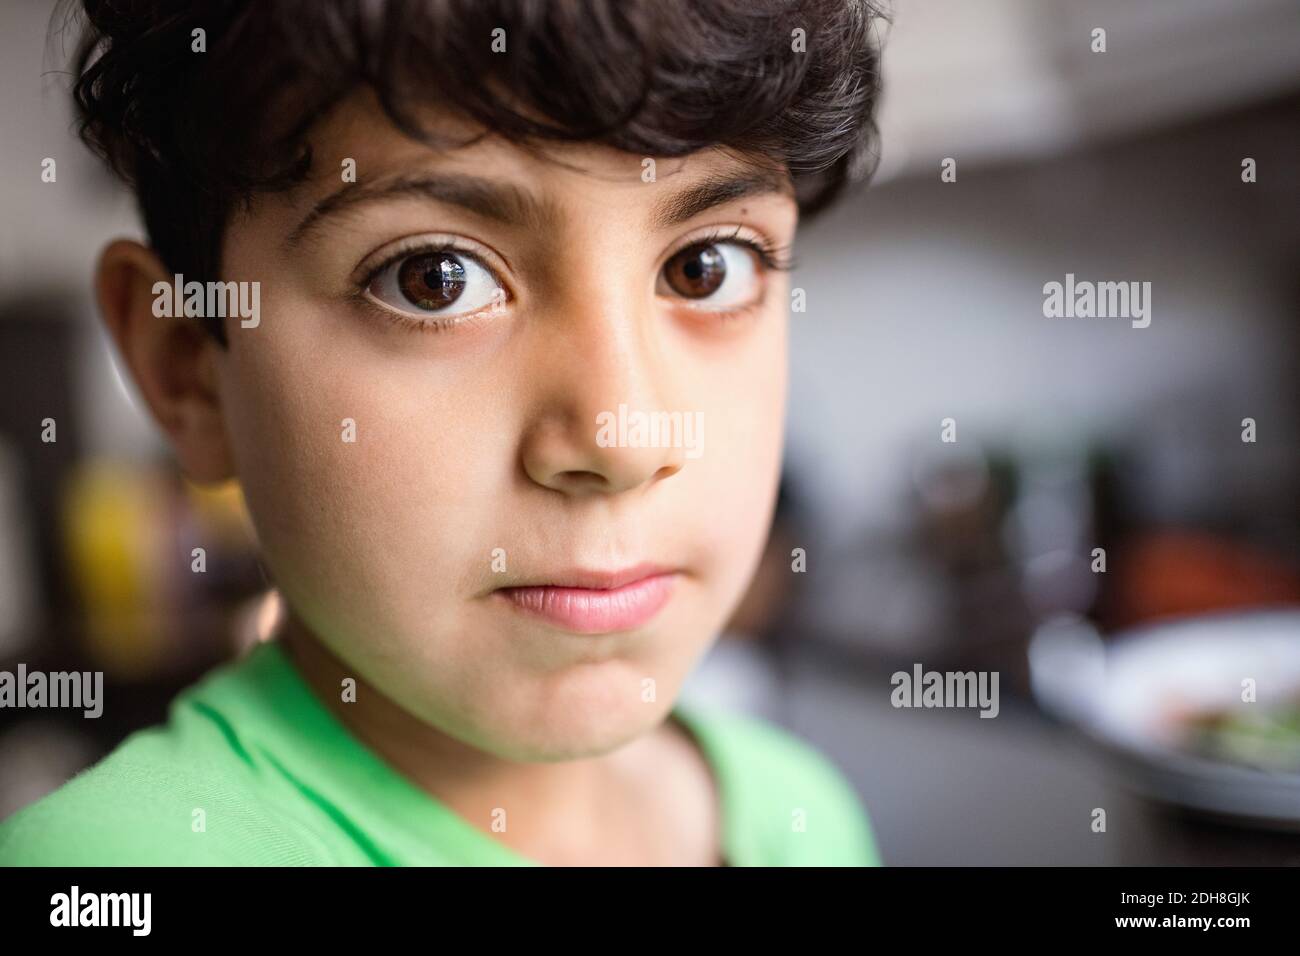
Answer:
[{"left": 1030, "top": 608, "right": 1300, "bottom": 830}]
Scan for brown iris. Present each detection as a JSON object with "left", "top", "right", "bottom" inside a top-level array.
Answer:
[
  {"left": 663, "top": 243, "right": 726, "bottom": 298},
  {"left": 396, "top": 252, "right": 467, "bottom": 310}
]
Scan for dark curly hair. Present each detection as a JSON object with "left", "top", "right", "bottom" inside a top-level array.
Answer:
[{"left": 60, "top": 0, "right": 883, "bottom": 343}]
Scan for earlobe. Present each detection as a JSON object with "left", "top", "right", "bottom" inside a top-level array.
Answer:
[{"left": 95, "top": 239, "right": 237, "bottom": 485}]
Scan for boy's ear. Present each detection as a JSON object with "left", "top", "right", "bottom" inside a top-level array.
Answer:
[{"left": 95, "top": 239, "right": 236, "bottom": 484}]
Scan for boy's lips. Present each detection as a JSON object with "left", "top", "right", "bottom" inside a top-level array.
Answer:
[{"left": 492, "top": 564, "right": 678, "bottom": 634}]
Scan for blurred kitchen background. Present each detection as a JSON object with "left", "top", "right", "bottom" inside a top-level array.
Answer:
[{"left": 2, "top": 0, "right": 1299, "bottom": 863}]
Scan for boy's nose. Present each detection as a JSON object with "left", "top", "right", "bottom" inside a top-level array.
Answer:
[{"left": 519, "top": 305, "right": 687, "bottom": 497}]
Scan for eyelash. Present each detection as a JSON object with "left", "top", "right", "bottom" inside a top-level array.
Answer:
[{"left": 349, "top": 227, "right": 796, "bottom": 333}]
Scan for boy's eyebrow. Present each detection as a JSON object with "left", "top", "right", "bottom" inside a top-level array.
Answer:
[
  {"left": 652, "top": 168, "right": 794, "bottom": 228},
  {"left": 285, "top": 172, "right": 558, "bottom": 248},
  {"left": 285, "top": 165, "right": 793, "bottom": 248}
]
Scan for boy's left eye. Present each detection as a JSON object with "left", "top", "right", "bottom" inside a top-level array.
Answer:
[
  {"left": 365, "top": 249, "right": 503, "bottom": 318},
  {"left": 658, "top": 241, "right": 762, "bottom": 309}
]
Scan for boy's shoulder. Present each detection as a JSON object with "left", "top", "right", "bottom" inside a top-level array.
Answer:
[
  {"left": 0, "top": 647, "right": 334, "bottom": 866},
  {"left": 673, "top": 704, "right": 882, "bottom": 866}
]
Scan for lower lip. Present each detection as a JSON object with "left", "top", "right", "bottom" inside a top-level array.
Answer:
[{"left": 496, "top": 574, "right": 677, "bottom": 634}]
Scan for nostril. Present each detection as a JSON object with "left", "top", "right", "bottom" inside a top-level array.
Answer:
[{"left": 553, "top": 470, "right": 609, "bottom": 492}]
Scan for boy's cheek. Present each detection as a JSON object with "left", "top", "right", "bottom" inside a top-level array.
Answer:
[
  {"left": 695, "top": 404, "right": 785, "bottom": 601},
  {"left": 217, "top": 335, "right": 496, "bottom": 592},
  {"left": 678, "top": 328, "right": 787, "bottom": 605},
  {"left": 232, "top": 411, "right": 494, "bottom": 575}
]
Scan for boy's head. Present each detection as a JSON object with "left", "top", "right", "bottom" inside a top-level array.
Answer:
[{"left": 69, "top": 0, "right": 880, "bottom": 761}]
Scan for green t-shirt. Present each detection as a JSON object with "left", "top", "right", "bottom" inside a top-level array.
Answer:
[{"left": 0, "top": 640, "right": 880, "bottom": 866}]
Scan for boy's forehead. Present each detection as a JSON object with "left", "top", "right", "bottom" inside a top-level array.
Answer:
[{"left": 281, "top": 88, "right": 795, "bottom": 229}]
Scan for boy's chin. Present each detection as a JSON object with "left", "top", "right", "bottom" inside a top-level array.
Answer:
[{"left": 473, "top": 698, "right": 676, "bottom": 764}]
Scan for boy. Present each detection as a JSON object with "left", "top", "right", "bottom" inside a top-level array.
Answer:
[{"left": 1, "top": 0, "right": 882, "bottom": 865}]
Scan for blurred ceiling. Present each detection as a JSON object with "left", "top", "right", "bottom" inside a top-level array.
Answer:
[{"left": 874, "top": 0, "right": 1300, "bottom": 179}]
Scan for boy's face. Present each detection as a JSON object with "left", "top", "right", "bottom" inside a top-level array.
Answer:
[{"left": 211, "top": 92, "right": 796, "bottom": 761}]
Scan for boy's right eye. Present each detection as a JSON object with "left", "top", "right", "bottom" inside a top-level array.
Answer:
[{"left": 364, "top": 248, "right": 504, "bottom": 320}]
